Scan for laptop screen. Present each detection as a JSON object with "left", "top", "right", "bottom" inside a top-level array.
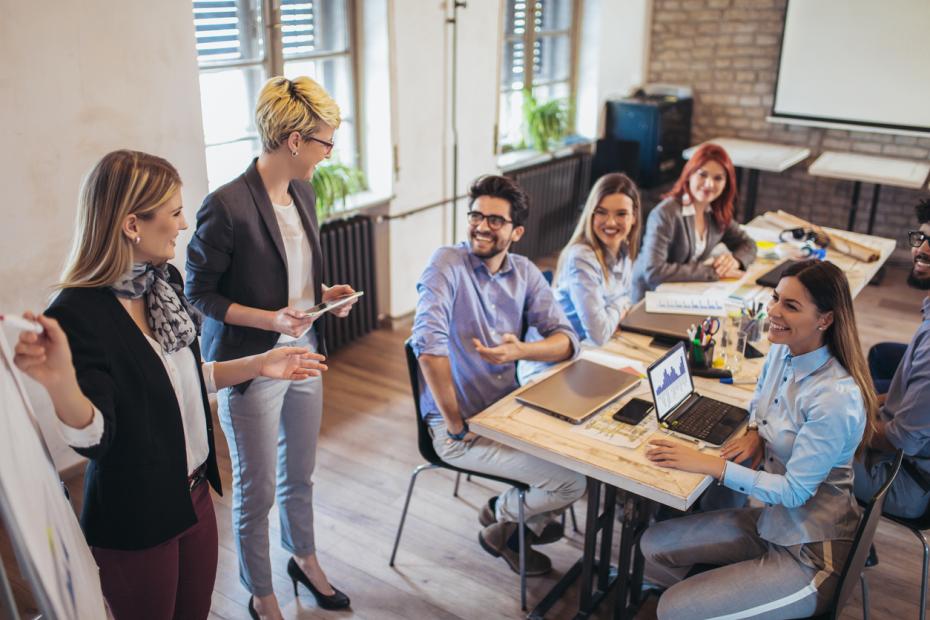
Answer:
[{"left": 647, "top": 342, "right": 694, "bottom": 420}]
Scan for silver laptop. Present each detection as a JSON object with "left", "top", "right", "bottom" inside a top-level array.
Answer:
[
  {"left": 646, "top": 342, "right": 748, "bottom": 446},
  {"left": 516, "top": 358, "right": 640, "bottom": 424}
]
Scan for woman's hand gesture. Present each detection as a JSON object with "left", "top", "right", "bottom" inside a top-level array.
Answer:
[{"left": 259, "top": 347, "right": 328, "bottom": 381}]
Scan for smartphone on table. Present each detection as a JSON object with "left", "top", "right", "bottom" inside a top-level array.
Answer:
[{"left": 612, "top": 397, "right": 653, "bottom": 425}]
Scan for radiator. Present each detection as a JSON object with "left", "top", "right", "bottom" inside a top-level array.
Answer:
[
  {"left": 506, "top": 150, "right": 593, "bottom": 260},
  {"left": 319, "top": 215, "right": 378, "bottom": 352}
]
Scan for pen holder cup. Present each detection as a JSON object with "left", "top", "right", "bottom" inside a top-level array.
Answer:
[
  {"left": 689, "top": 340, "right": 715, "bottom": 369},
  {"left": 740, "top": 317, "right": 763, "bottom": 343}
]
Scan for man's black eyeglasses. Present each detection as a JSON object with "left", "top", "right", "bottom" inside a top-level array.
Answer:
[
  {"left": 308, "top": 135, "right": 335, "bottom": 153},
  {"left": 467, "top": 211, "right": 513, "bottom": 231},
  {"left": 908, "top": 231, "right": 929, "bottom": 248}
]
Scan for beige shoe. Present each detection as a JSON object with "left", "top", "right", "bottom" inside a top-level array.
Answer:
[{"left": 478, "top": 522, "right": 552, "bottom": 576}]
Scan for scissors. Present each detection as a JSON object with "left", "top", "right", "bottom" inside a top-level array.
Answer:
[{"left": 701, "top": 317, "right": 720, "bottom": 336}]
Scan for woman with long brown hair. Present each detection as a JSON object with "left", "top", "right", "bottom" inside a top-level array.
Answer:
[
  {"left": 12, "top": 150, "right": 326, "bottom": 620},
  {"left": 638, "top": 259, "right": 876, "bottom": 619},
  {"left": 631, "top": 143, "right": 757, "bottom": 301}
]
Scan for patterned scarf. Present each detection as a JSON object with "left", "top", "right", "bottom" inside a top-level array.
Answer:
[{"left": 110, "top": 263, "right": 202, "bottom": 354}]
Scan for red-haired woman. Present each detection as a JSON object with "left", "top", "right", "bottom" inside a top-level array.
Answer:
[{"left": 631, "top": 144, "right": 757, "bottom": 300}]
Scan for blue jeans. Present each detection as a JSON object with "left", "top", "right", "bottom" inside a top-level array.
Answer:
[
  {"left": 868, "top": 341, "right": 907, "bottom": 395},
  {"left": 217, "top": 333, "right": 323, "bottom": 597}
]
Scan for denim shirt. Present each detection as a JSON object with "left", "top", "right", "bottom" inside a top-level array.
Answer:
[
  {"left": 555, "top": 242, "right": 634, "bottom": 347},
  {"left": 882, "top": 297, "right": 930, "bottom": 471},
  {"left": 412, "top": 242, "right": 579, "bottom": 425},
  {"left": 723, "top": 344, "right": 866, "bottom": 546}
]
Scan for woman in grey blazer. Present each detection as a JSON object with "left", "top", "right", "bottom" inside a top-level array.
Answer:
[
  {"left": 631, "top": 143, "right": 757, "bottom": 301},
  {"left": 186, "top": 76, "right": 356, "bottom": 619}
]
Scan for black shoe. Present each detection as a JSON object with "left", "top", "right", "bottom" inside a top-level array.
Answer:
[
  {"left": 248, "top": 596, "right": 259, "bottom": 620},
  {"left": 287, "top": 557, "right": 351, "bottom": 610}
]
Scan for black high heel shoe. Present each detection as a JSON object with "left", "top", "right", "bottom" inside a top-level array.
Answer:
[
  {"left": 287, "top": 557, "right": 351, "bottom": 610},
  {"left": 248, "top": 596, "right": 259, "bottom": 620}
]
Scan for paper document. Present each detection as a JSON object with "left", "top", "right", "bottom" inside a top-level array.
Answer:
[{"left": 645, "top": 291, "right": 727, "bottom": 317}]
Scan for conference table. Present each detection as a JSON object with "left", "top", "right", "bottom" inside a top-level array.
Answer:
[{"left": 469, "top": 217, "right": 895, "bottom": 619}]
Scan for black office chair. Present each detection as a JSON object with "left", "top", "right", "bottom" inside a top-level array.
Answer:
[
  {"left": 673, "top": 451, "right": 902, "bottom": 620},
  {"left": 389, "top": 340, "right": 531, "bottom": 610},
  {"left": 874, "top": 462, "right": 930, "bottom": 620}
]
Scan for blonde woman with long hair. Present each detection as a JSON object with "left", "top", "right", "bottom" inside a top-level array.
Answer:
[
  {"left": 12, "top": 150, "right": 325, "bottom": 620},
  {"left": 185, "top": 76, "right": 356, "bottom": 619},
  {"left": 518, "top": 173, "right": 641, "bottom": 383},
  {"left": 554, "top": 172, "right": 642, "bottom": 345},
  {"left": 639, "top": 259, "right": 877, "bottom": 619}
]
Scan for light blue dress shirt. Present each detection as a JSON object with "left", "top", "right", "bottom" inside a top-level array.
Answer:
[
  {"left": 723, "top": 343, "right": 866, "bottom": 545},
  {"left": 412, "top": 242, "right": 579, "bottom": 426},
  {"left": 555, "top": 242, "right": 634, "bottom": 346}
]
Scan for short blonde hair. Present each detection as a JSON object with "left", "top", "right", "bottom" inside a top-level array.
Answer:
[
  {"left": 255, "top": 76, "right": 342, "bottom": 152},
  {"left": 59, "top": 150, "right": 181, "bottom": 289}
]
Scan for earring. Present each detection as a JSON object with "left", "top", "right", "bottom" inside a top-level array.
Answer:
[
  {"left": 292, "top": 150, "right": 299, "bottom": 157},
  {"left": 817, "top": 326, "right": 825, "bottom": 331},
  {"left": 133, "top": 236, "right": 141, "bottom": 245}
]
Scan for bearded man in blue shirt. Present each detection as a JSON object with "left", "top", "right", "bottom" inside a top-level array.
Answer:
[{"left": 411, "top": 175, "right": 585, "bottom": 576}]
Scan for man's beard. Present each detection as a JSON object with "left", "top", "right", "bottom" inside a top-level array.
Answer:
[
  {"left": 470, "top": 232, "right": 508, "bottom": 259},
  {"left": 907, "top": 252, "right": 930, "bottom": 290}
]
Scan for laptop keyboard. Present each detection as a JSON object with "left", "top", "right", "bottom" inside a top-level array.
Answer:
[{"left": 671, "top": 400, "right": 732, "bottom": 440}]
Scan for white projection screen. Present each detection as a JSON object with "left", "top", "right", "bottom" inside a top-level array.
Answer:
[{"left": 771, "top": 0, "right": 930, "bottom": 134}]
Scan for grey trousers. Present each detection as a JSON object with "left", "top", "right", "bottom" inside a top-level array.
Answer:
[
  {"left": 854, "top": 451, "right": 930, "bottom": 519},
  {"left": 218, "top": 334, "right": 323, "bottom": 597},
  {"left": 432, "top": 431, "right": 586, "bottom": 536},
  {"left": 641, "top": 508, "right": 847, "bottom": 619}
]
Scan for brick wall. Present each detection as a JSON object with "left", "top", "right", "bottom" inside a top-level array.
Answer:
[{"left": 647, "top": 0, "right": 930, "bottom": 263}]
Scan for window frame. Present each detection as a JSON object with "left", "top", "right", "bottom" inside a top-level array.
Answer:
[
  {"left": 194, "top": 0, "right": 362, "bottom": 184},
  {"left": 495, "top": 0, "right": 582, "bottom": 153}
]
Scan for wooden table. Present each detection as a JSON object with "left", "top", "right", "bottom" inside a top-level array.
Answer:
[
  {"left": 469, "top": 220, "right": 895, "bottom": 619},
  {"left": 808, "top": 151, "right": 930, "bottom": 234},
  {"left": 683, "top": 138, "right": 811, "bottom": 222}
]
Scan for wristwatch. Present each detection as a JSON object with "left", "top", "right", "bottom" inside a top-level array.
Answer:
[
  {"left": 746, "top": 420, "right": 759, "bottom": 432},
  {"left": 447, "top": 421, "right": 470, "bottom": 441}
]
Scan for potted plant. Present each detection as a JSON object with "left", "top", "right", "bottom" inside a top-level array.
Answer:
[
  {"left": 310, "top": 161, "right": 366, "bottom": 221},
  {"left": 522, "top": 88, "right": 568, "bottom": 153}
]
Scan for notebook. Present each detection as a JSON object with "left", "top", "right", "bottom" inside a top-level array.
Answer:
[
  {"left": 516, "top": 358, "right": 640, "bottom": 425},
  {"left": 646, "top": 342, "right": 748, "bottom": 446}
]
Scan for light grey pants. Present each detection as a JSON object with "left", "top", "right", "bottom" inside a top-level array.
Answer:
[
  {"left": 218, "top": 333, "right": 323, "bottom": 597},
  {"left": 432, "top": 431, "right": 586, "bottom": 536},
  {"left": 641, "top": 508, "right": 847, "bottom": 619}
]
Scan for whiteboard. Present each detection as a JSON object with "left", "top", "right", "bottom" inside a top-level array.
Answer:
[
  {"left": 0, "top": 331, "right": 108, "bottom": 619},
  {"left": 772, "top": 0, "right": 930, "bottom": 134}
]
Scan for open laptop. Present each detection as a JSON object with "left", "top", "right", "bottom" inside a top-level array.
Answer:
[
  {"left": 646, "top": 341, "right": 748, "bottom": 446},
  {"left": 516, "top": 358, "right": 640, "bottom": 425}
]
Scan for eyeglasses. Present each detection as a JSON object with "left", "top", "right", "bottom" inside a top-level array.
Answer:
[
  {"left": 308, "top": 135, "right": 335, "bottom": 154},
  {"left": 908, "top": 230, "right": 930, "bottom": 248},
  {"left": 467, "top": 210, "right": 513, "bottom": 231}
]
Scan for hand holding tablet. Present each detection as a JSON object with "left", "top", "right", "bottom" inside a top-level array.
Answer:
[{"left": 300, "top": 291, "right": 364, "bottom": 319}]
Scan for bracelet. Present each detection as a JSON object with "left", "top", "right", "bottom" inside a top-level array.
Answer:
[{"left": 447, "top": 420, "right": 470, "bottom": 441}]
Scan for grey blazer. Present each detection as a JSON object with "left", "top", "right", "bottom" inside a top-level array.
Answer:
[
  {"left": 631, "top": 197, "right": 757, "bottom": 301},
  {"left": 185, "top": 159, "right": 325, "bottom": 391}
]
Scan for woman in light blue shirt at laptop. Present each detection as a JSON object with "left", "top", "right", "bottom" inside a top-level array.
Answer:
[
  {"left": 518, "top": 173, "right": 641, "bottom": 382},
  {"left": 640, "top": 259, "right": 877, "bottom": 619}
]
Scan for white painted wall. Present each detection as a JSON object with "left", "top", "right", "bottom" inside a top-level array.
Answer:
[
  {"left": 387, "top": 0, "right": 506, "bottom": 318},
  {"left": 576, "top": 0, "right": 653, "bottom": 139},
  {"left": 0, "top": 0, "right": 208, "bottom": 470}
]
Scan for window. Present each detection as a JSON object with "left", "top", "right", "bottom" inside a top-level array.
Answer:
[
  {"left": 193, "top": 0, "right": 357, "bottom": 190},
  {"left": 498, "top": 0, "right": 580, "bottom": 151}
]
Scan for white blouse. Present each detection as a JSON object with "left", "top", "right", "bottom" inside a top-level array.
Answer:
[
  {"left": 58, "top": 335, "right": 215, "bottom": 477},
  {"left": 273, "top": 200, "right": 316, "bottom": 343}
]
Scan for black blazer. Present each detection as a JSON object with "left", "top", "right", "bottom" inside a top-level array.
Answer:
[
  {"left": 45, "top": 264, "right": 221, "bottom": 551},
  {"left": 185, "top": 159, "right": 325, "bottom": 391}
]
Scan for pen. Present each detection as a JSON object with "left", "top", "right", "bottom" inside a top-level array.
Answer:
[
  {"left": 720, "top": 377, "right": 757, "bottom": 385},
  {"left": 0, "top": 314, "right": 44, "bottom": 334}
]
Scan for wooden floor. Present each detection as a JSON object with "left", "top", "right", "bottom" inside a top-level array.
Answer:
[{"left": 2, "top": 264, "right": 927, "bottom": 620}]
